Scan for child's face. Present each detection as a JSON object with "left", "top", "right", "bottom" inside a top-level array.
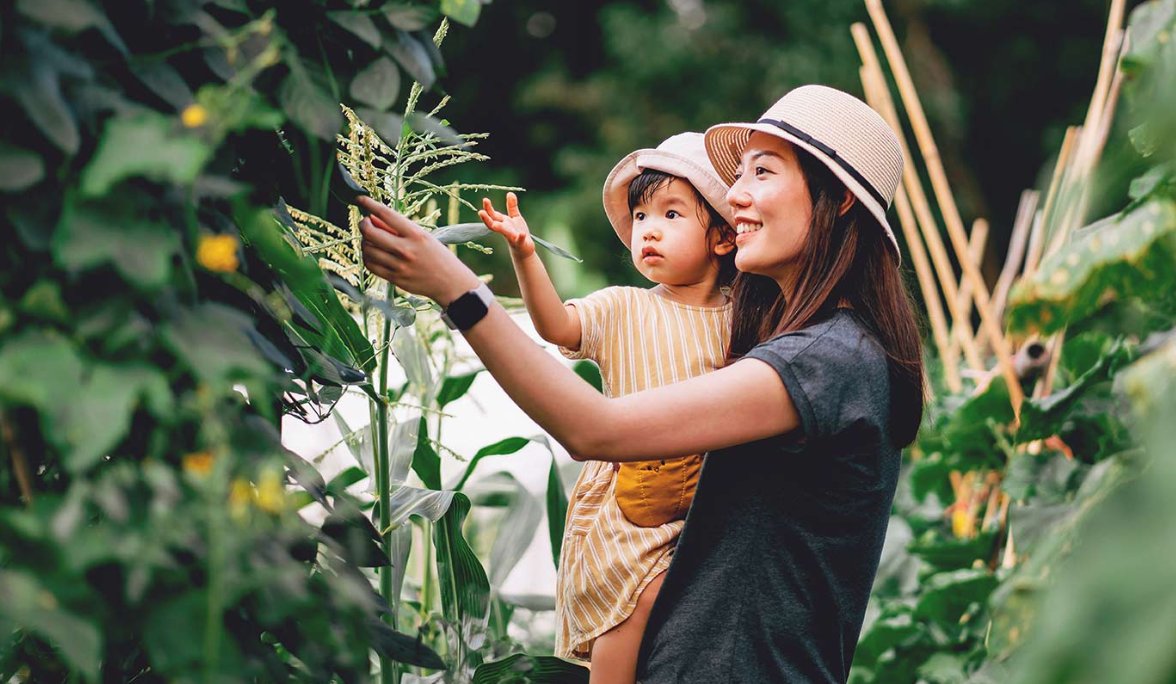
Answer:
[
  {"left": 727, "top": 133, "right": 813, "bottom": 283},
  {"left": 628, "top": 178, "right": 729, "bottom": 287}
]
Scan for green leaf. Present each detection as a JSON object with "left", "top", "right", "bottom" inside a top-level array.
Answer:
[
  {"left": 386, "top": 29, "right": 436, "bottom": 90},
  {"left": 322, "top": 505, "right": 389, "bottom": 567},
  {"left": 1007, "top": 199, "right": 1176, "bottom": 335},
  {"left": 572, "top": 360, "right": 603, "bottom": 392},
  {"left": 433, "top": 492, "right": 491, "bottom": 650},
  {"left": 162, "top": 303, "right": 272, "bottom": 385},
  {"left": 1017, "top": 338, "right": 1134, "bottom": 443},
  {"left": 436, "top": 369, "right": 481, "bottom": 408},
  {"left": 485, "top": 473, "right": 543, "bottom": 588},
  {"left": 452, "top": 437, "right": 531, "bottom": 491},
  {"left": 130, "top": 60, "right": 193, "bottom": 110},
  {"left": 533, "top": 234, "right": 584, "bottom": 262},
  {"left": 391, "top": 323, "right": 433, "bottom": 389},
  {"left": 434, "top": 222, "right": 491, "bottom": 244},
  {"left": 0, "top": 330, "right": 83, "bottom": 410},
  {"left": 351, "top": 56, "right": 401, "bottom": 110},
  {"left": 472, "top": 654, "right": 589, "bottom": 683},
  {"left": 13, "top": 63, "right": 80, "bottom": 155},
  {"left": 411, "top": 417, "right": 441, "bottom": 490},
  {"left": 81, "top": 112, "right": 211, "bottom": 195},
  {"left": 0, "top": 144, "right": 45, "bottom": 192},
  {"left": 383, "top": 3, "right": 439, "bottom": 31},
  {"left": 53, "top": 196, "right": 179, "bottom": 289},
  {"left": 328, "top": 10, "right": 383, "bottom": 49},
  {"left": 238, "top": 204, "right": 375, "bottom": 372},
  {"left": 279, "top": 72, "right": 343, "bottom": 142},
  {"left": 58, "top": 365, "right": 167, "bottom": 473},
  {"left": 908, "top": 530, "right": 998, "bottom": 571},
  {"left": 406, "top": 112, "right": 463, "bottom": 146},
  {"left": 368, "top": 620, "right": 447, "bottom": 670},
  {"left": 913, "top": 568, "right": 998, "bottom": 626},
  {"left": 326, "top": 466, "right": 369, "bottom": 496},
  {"left": 0, "top": 571, "right": 102, "bottom": 680},
  {"left": 441, "top": 0, "right": 482, "bottom": 27},
  {"left": 546, "top": 452, "right": 569, "bottom": 569},
  {"left": 143, "top": 592, "right": 206, "bottom": 672}
]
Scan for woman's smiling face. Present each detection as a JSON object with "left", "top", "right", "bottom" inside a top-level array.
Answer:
[{"left": 727, "top": 132, "right": 813, "bottom": 284}]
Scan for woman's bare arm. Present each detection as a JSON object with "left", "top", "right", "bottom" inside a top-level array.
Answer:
[{"left": 357, "top": 196, "right": 800, "bottom": 460}]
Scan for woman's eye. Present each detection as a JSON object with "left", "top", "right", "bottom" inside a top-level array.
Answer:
[
  {"left": 666, "top": 210, "right": 680, "bottom": 219},
  {"left": 732, "top": 171, "right": 743, "bottom": 181},
  {"left": 754, "top": 166, "right": 769, "bottom": 176}
]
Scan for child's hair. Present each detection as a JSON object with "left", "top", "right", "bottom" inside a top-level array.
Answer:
[
  {"left": 724, "top": 145, "right": 925, "bottom": 447},
  {"left": 627, "top": 169, "right": 737, "bottom": 285}
]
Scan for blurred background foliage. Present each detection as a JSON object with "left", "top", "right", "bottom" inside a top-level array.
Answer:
[{"left": 428, "top": 0, "right": 1148, "bottom": 295}]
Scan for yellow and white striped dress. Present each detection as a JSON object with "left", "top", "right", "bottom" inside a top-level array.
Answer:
[{"left": 556, "top": 286, "right": 732, "bottom": 660}]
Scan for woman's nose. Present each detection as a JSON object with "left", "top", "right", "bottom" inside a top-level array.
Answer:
[{"left": 727, "top": 178, "right": 750, "bottom": 208}]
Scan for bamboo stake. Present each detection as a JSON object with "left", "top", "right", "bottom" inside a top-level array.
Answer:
[
  {"left": 946, "top": 219, "right": 989, "bottom": 369},
  {"left": 863, "top": 0, "right": 1023, "bottom": 417},
  {"left": 991, "top": 190, "right": 1039, "bottom": 326},
  {"left": 1, "top": 412, "right": 34, "bottom": 506},
  {"left": 859, "top": 64, "right": 961, "bottom": 393},
  {"left": 1025, "top": 127, "right": 1080, "bottom": 278},
  {"left": 851, "top": 23, "right": 984, "bottom": 375}
]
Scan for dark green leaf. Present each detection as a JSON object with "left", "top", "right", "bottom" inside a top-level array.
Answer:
[
  {"left": 80, "top": 112, "right": 211, "bottom": 195},
  {"left": 351, "top": 56, "right": 401, "bottom": 110},
  {"left": 383, "top": 4, "right": 439, "bottom": 31},
  {"left": 163, "top": 303, "right": 272, "bottom": 385},
  {"left": 13, "top": 63, "right": 79, "bottom": 154},
  {"left": 486, "top": 473, "right": 543, "bottom": 588},
  {"left": 547, "top": 453, "right": 569, "bottom": 569},
  {"left": 130, "top": 61, "right": 193, "bottom": 109},
  {"left": 16, "top": 0, "right": 106, "bottom": 35},
  {"left": 433, "top": 493, "right": 491, "bottom": 647},
  {"left": 280, "top": 72, "right": 342, "bottom": 142},
  {"left": 322, "top": 506, "right": 389, "bottom": 567},
  {"left": 473, "top": 653, "right": 589, "bottom": 683},
  {"left": 412, "top": 417, "right": 441, "bottom": 490},
  {"left": 913, "top": 569, "right": 998, "bottom": 626},
  {"left": 0, "top": 571, "right": 102, "bottom": 680},
  {"left": 386, "top": 30, "right": 435, "bottom": 89},
  {"left": 437, "top": 369, "right": 481, "bottom": 408},
  {"left": 572, "top": 360, "right": 603, "bottom": 393},
  {"left": 328, "top": 11, "right": 383, "bottom": 49},
  {"left": 327, "top": 466, "right": 369, "bottom": 496},
  {"left": 354, "top": 107, "right": 405, "bottom": 146},
  {"left": 441, "top": 0, "right": 482, "bottom": 27},
  {"left": 368, "top": 620, "right": 446, "bottom": 670},
  {"left": 0, "top": 144, "right": 45, "bottom": 192},
  {"left": 452, "top": 437, "right": 531, "bottom": 491},
  {"left": 406, "top": 112, "right": 463, "bottom": 146},
  {"left": 908, "top": 530, "right": 998, "bottom": 571},
  {"left": 53, "top": 197, "right": 179, "bottom": 289}
]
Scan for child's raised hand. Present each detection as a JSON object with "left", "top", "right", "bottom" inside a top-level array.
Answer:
[{"left": 479, "top": 192, "right": 536, "bottom": 258}]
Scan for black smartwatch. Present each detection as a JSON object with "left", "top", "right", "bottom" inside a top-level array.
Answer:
[{"left": 440, "top": 282, "right": 495, "bottom": 331}]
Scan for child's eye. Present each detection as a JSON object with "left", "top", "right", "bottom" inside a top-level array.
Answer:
[
  {"left": 665, "top": 210, "right": 680, "bottom": 219},
  {"left": 634, "top": 211, "right": 646, "bottom": 221}
]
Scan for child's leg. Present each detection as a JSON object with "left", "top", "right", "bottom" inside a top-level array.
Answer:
[{"left": 588, "top": 571, "right": 666, "bottom": 684}]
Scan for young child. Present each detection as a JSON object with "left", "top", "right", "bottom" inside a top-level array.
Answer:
[{"left": 478, "top": 133, "right": 736, "bottom": 682}]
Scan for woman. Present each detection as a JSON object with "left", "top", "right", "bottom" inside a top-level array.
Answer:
[{"left": 358, "top": 85, "right": 924, "bottom": 683}]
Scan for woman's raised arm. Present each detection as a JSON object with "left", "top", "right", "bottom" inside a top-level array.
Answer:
[{"left": 357, "top": 196, "right": 800, "bottom": 460}]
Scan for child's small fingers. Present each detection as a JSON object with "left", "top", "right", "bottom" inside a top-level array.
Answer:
[{"left": 506, "top": 192, "right": 521, "bottom": 218}]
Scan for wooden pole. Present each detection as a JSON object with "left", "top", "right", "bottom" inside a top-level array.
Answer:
[
  {"left": 991, "top": 190, "right": 1038, "bottom": 326},
  {"left": 851, "top": 23, "right": 984, "bottom": 375},
  {"left": 1025, "top": 127, "right": 1080, "bottom": 278},
  {"left": 862, "top": 1, "right": 1022, "bottom": 416},
  {"left": 946, "top": 219, "right": 989, "bottom": 369},
  {"left": 859, "top": 64, "right": 961, "bottom": 393}
]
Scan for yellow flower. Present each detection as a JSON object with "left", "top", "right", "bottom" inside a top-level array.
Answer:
[
  {"left": 254, "top": 469, "right": 286, "bottom": 514},
  {"left": 181, "top": 104, "right": 209, "bottom": 128},
  {"left": 182, "top": 451, "right": 215, "bottom": 476},
  {"left": 229, "top": 478, "right": 253, "bottom": 519},
  {"left": 196, "top": 234, "right": 240, "bottom": 273}
]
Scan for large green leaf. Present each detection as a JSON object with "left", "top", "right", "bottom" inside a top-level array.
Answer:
[
  {"left": 0, "top": 571, "right": 101, "bottom": 680},
  {"left": 913, "top": 568, "right": 998, "bottom": 627},
  {"left": 53, "top": 196, "right": 179, "bottom": 290},
  {"left": 1007, "top": 199, "right": 1176, "bottom": 335},
  {"left": 12, "top": 61, "right": 80, "bottom": 155},
  {"left": 238, "top": 205, "right": 375, "bottom": 373},
  {"left": 433, "top": 493, "right": 491, "bottom": 651},
  {"left": 279, "top": 70, "right": 342, "bottom": 141},
  {"left": 472, "top": 654, "right": 589, "bottom": 683},
  {"left": 481, "top": 473, "right": 543, "bottom": 589},
  {"left": 350, "top": 56, "right": 401, "bottom": 111},
  {"left": 0, "top": 144, "right": 45, "bottom": 191},
  {"left": 411, "top": 417, "right": 441, "bottom": 490},
  {"left": 545, "top": 450, "right": 569, "bottom": 569},
  {"left": 451, "top": 436, "right": 530, "bottom": 491},
  {"left": 162, "top": 303, "right": 272, "bottom": 385},
  {"left": 80, "top": 112, "right": 212, "bottom": 195},
  {"left": 327, "top": 11, "right": 383, "bottom": 49},
  {"left": 436, "top": 369, "right": 482, "bottom": 409},
  {"left": 440, "top": 0, "right": 482, "bottom": 27}
]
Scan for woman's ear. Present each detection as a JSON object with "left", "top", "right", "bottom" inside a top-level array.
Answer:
[{"left": 838, "top": 190, "right": 857, "bottom": 216}]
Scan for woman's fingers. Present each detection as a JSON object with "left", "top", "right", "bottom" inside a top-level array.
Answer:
[
  {"left": 361, "top": 242, "right": 400, "bottom": 273},
  {"left": 356, "top": 196, "right": 424, "bottom": 239},
  {"left": 360, "top": 217, "right": 408, "bottom": 256}
]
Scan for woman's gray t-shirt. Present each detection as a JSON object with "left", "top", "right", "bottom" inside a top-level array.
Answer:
[{"left": 636, "top": 309, "right": 899, "bottom": 683}]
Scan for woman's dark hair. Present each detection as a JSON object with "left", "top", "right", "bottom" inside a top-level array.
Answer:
[
  {"left": 628, "top": 169, "right": 737, "bottom": 285},
  {"left": 725, "top": 145, "right": 925, "bottom": 446}
]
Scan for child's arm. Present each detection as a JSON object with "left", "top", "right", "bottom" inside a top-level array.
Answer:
[{"left": 479, "top": 193, "right": 582, "bottom": 350}]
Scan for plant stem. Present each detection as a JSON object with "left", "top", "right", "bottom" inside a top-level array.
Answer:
[
  {"left": 0, "top": 412, "right": 33, "bottom": 505},
  {"left": 375, "top": 306, "right": 396, "bottom": 684}
]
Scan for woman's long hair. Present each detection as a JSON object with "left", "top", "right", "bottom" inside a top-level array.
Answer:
[{"left": 725, "top": 145, "right": 925, "bottom": 446}]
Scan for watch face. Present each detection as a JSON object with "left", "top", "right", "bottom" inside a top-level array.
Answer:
[{"left": 443, "top": 284, "right": 492, "bottom": 331}]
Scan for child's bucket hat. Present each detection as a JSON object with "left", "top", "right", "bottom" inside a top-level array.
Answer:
[
  {"left": 603, "top": 132, "right": 736, "bottom": 246},
  {"left": 704, "top": 84, "right": 904, "bottom": 260}
]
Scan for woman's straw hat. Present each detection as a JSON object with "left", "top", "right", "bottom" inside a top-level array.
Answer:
[
  {"left": 603, "top": 132, "right": 736, "bottom": 246},
  {"left": 704, "top": 85, "right": 904, "bottom": 260}
]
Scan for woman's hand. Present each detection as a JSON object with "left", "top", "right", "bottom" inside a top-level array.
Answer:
[
  {"left": 479, "top": 192, "right": 536, "bottom": 259},
  {"left": 358, "top": 195, "right": 483, "bottom": 305}
]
